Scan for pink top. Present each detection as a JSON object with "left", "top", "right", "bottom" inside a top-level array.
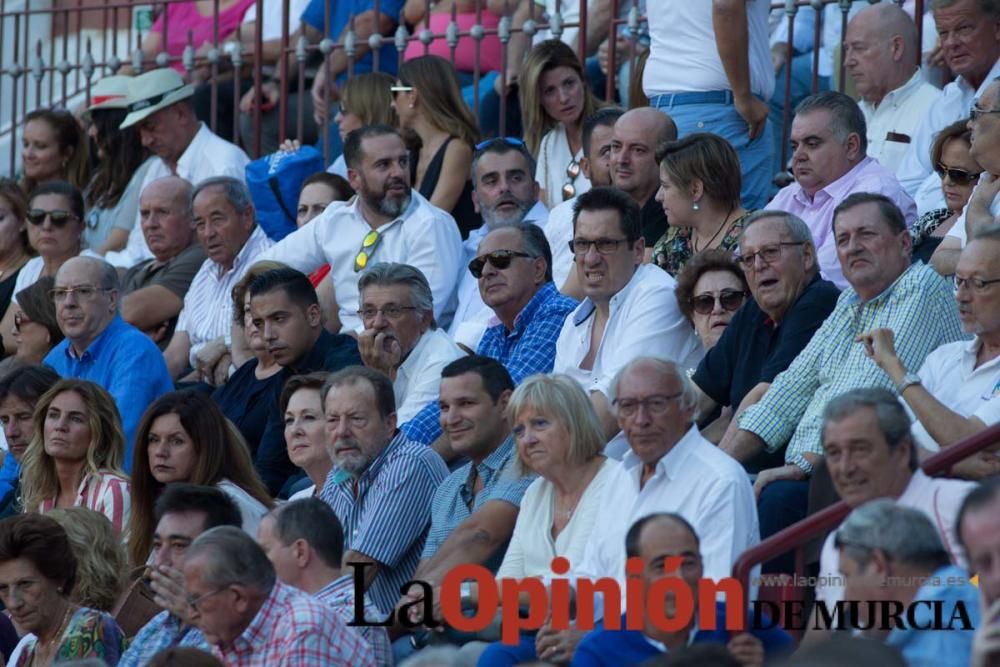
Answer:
[
  {"left": 403, "top": 11, "right": 502, "bottom": 74},
  {"left": 151, "top": 0, "right": 256, "bottom": 74},
  {"left": 39, "top": 470, "right": 131, "bottom": 537}
]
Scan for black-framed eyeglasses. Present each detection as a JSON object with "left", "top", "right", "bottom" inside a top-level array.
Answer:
[
  {"left": 568, "top": 237, "right": 630, "bottom": 256},
  {"left": 468, "top": 249, "right": 532, "bottom": 278},
  {"left": 612, "top": 393, "right": 684, "bottom": 418},
  {"left": 354, "top": 230, "right": 383, "bottom": 273},
  {"left": 186, "top": 587, "right": 227, "bottom": 612},
  {"left": 690, "top": 289, "right": 747, "bottom": 315},
  {"left": 562, "top": 159, "right": 581, "bottom": 201},
  {"left": 954, "top": 275, "right": 1000, "bottom": 293},
  {"left": 26, "top": 209, "right": 78, "bottom": 227},
  {"left": 357, "top": 305, "right": 419, "bottom": 320},
  {"left": 935, "top": 163, "right": 982, "bottom": 186},
  {"left": 734, "top": 242, "right": 805, "bottom": 270},
  {"left": 475, "top": 137, "right": 526, "bottom": 152},
  {"left": 970, "top": 100, "right": 1000, "bottom": 122},
  {"left": 49, "top": 285, "right": 113, "bottom": 303}
]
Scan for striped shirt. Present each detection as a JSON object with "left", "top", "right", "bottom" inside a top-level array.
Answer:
[
  {"left": 739, "top": 262, "right": 965, "bottom": 464},
  {"left": 314, "top": 575, "right": 392, "bottom": 666},
  {"left": 175, "top": 225, "right": 273, "bottom": 367},
  {"left": 319, "top": 431, "right": 448, "bottom": 615},
  {"left": 215, "top": 581, "right": 374, "bottom": 666},
  {"left": 39, "top": 470, "right": 131, "bottom": 536}
]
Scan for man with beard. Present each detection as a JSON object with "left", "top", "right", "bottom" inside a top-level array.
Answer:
[
  {"left": 317, "top": 366, "right": 449, "bottom": 615},
  {"left": 260, "top": 125, "right": 464, "bottom": 333},
  {"left": 448, "top": 138, "right": 549, "bottom": 350}
]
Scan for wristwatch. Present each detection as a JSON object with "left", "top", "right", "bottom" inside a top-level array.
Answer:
[{"left": 896, "top": 372, "right": 922, "bottom": 394}]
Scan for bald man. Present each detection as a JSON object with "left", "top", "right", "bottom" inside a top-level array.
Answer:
[
  {"left": 609, "top": 108, "right": 677, "bottom": 261},
  {"left": 45, "top": 256, "right": 174, "bottom": 470},
  {"left": 121, "top": 176, "right": 207, "bottom": 348},
  {"left": 844, "top": 3, "right": 939, "bottom": 174}
]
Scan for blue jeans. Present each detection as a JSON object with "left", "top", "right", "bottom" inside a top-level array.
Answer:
[
  {"left": 769, "top": 53, "right": 831, "bottom": 179},
  {"left": 757, "top": 478, "right": 810, "bottom": 574},
  {"left": 649, "top": 93, "right": 774, "bottom": 210}
]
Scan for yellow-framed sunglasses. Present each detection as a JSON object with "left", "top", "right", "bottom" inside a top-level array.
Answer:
[{"left": 354, "top": 230, "right": 383, "bottom": 272}]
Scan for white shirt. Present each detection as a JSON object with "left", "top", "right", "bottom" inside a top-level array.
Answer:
[
  {"left": 544, "top": 197, "right": 576, "bottom": 291},
  {"left": 554, "top": 263, "right": 703, "bottom": 399},
  {"left": 106, "top": 123, "right": 251, "bottom": 269},
  {"left": 290, "top": 484, "right": 317, "bottom": 501},
  {"left": 573, "top": 426, "right": 759, "bottom": 610},
  {"left": 910, "top": 337, "right": 1000, "bottom": 452},
  {"left": 536, "top": 125, "right": 590, "bottom": 211},
  {"left": 946, "top": 175, "right": 1000, "bottom": 246},
  {"left": 535, "top": 0, "right": 592, "bottom": 50},
  {"left": 217, "top": 479, "right": 269, "bottom": 537},
  {"left": 448, "top": 202, "right": 549, "bottom": 349},
  {"left": 896, "top": 58, "right": 1000, "bottom": 210},
  {"left": 241, "top": 0, "right": 309, "bottom": 41},
  {"left": 394, "top": 328, "right": 463, "bottom": 423},
  {"left": 643, "top": 0, "right": 773, "bottom": 100},
  {"left": 11, "top": 250, "right": 103, "bottom": 307},
  {"left": 175, "top": 226, "right": 273, "bottom": 366},
  {"left": 860, "top": 71, "right": 941, "bottom": 174},
  {"left": 259, "top": 191, "right": 464, "bottom": 334},
  {"left": 815, "top": 470, "right": 975, "bottom": 604}
]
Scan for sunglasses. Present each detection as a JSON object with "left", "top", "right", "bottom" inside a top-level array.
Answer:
[
  {"left": 468, "top": 250, "right": 532, "bottom": 278},
  {"left": 690, "top": 289, "right": 746, "bottom": 315},
  {"left": 475, "top": 137, "right": 526, "bottom": 152},
  {"left": 26, "top": 209, "right": 78, "bottom": 227},
  {"left": 390, "top": 83, "right": 414, "bottom": 94},
  {"left": 354, "top": 230, "right": 383, "bottom": 273},
  {"left": 562, "top": 159, "right": 581, "bottom": 201},
  {"left": 935, "top": 163, "right": 982, "bottom": 186}
]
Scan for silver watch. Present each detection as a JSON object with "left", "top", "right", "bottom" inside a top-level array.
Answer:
[{"left": 896, "top": 372, "right": 922, "bottom": 394}]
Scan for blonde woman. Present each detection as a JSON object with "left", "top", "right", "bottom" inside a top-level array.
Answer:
[
  {"left": 327, "top": 72, "right": 399, "bottom": 179},
  {"left": 20, "top": 379, "right": 131, "bottom": 536},
  {"left": 48, "top": 507, "right": 128, "bottom": 612},
  {"left": 520, "top": 40, "right": 601, "bottom": 209}
]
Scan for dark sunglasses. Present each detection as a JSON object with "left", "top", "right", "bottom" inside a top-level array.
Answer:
[
  {"left": 475, "top": 137, "right": 526, "bottom": 152},
  {"left": 468, "top": 250, "right": 532, "bottom": 279},
  {"left": 935, "top": 163, "right": 982, "bottom": 187},
  {"left": 26, "top": 209, "right": 78, "bottom": 227},
  {"left": 690, "top": 289, "right": 746, "bottom": 315}
]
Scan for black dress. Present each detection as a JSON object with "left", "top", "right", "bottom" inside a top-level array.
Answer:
[
  {"left": 413, "top": 138, "right": 481, "bottom": 239},
  {"left": 0, "top": 267, "right": 22, "bottom": 317}
]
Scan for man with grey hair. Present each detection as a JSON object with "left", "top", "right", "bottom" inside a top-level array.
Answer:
[
  {"left": 162, "top": 176, "right": 274, "bottom": 383},
  {"left": 45, "top": 256, "right": 173, "bottom": 471},
  {"left": 766, "top": 91, "right": 916, "bottom": 289},
  {"left": 356, "top": 263, "right": 462, "bottom": 433},
  {"left": 692, "top": 210, "right": 839, "bottom": 449},
  {"left": 835, "top": 499, "right": 980, "bottom": 664},
  {"left": 182, "top": 526, "right": 375, "bottom": 665}
]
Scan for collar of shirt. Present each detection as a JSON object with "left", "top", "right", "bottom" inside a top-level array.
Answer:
[
  {"left": 461, "top": 436, "right": 515, "bottom": 503},
  {"left": 844, "top": 260, "right": 921, "bottom": 307},
  {"left": 643, "top": 624, "right": 699, "bottom": 651},
  {"left": 330, "top": 430, "right": 411, "bottom": 490},
  {"left": 63, "top": 314, "right": 126, "bottom": 362},
  {"left": 175, "top": 123, "right": 211, "bottom": 179},
  {"left": 230, "top": 581, "right": 291, "bottom": 655},
  {"left": 863, "top": 70, "right": 927, "bottom": 112},
  {"left": 792, "top": 156, "right": 875, "bottom": 208},
  {"left": 621, "top": 424, "right": 700, "bottom": 484},
  {"left": 501, "top": 281, "right": 561, "bottom": 336},
  {"left": 289, "top": 328, "right": 334, "bottom": 374},
  {"left": 572, "top": 263, "right": 647, "bottom": 326},
  {"left": 958, "top": 57, "right": 1000, "bottom": 98},
  {"left": 397, "top": 328, "right": 436, "bottom": 385},
  {"left": 314, "top": 574, "right": 353, "bottom": 605},
  {"left": 211, "top": 225, "right": 269, "bottom": 279}
]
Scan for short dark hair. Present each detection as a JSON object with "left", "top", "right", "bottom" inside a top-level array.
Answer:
[
  {"left": 248, "top": 267, "right": 319, "bottom": 310},
  {"left": 30, "top": 180, "right": 85, "bottom": 220},
  {"left": 832, "top": 192, "right": 907, "bottom": 235},
  {"left": 440, "top": 355, "right": 515, "bottom": 402},
  {"left": 301, "top": 171, "right": 354, "bottom": 202},
  {"left": 321, "top": 366, "right": 396, "bottom": 419},
  {"left": 269, "top": 498, "right": 345, "bottom": 569},
  {"left": 956, "top": 477, "right": 1000, "bottom": 555},
  {"left": 15, "top": 277, "right": 64, "bottom": 349},
  {"left": 482, "top": 222, "right": 554, "bottom": 282},
  {"left": 673, "top": 249, "right": 748, "bottom": 324},
  {"left": 582, "top": 107, "right": 625, "bottom": 158},
  {"left": 470, "top": 138, "right": 537, "bottom": 186},
  {"left": 572, "top": 186, "right": 642, "bottom": 245},
  {"left": 279, "top": 372, "right": 329, "bottom": 417},
  {"left": 153, "top": 483, "right": 244, "bottom": 531},
  {"left": 0, "top": 364, "right": 60, "bottom": 405},
  {"left": 343, "top": 124, "right": 401, "bottom": 171},
  {"left": 795, "top": 90, "right": 868, "bottom": 154},
  {"left": 822, "top": 388, "right": 917, "bottom": 471},
  {"left": 624, "top": 512, "right": 699, "bottom": 559},
  {"left": 0, "top": 513, "right": 76, "bottom": 594}
]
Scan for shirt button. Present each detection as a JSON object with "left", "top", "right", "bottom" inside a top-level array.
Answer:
[{"left": 697, "top": 121, "right": 705, "bottom": 129}]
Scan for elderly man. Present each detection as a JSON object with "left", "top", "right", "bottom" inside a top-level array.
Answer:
[
  {"left": 554, "top": 187, "right": 701, "bottom": 440},
  {"left": 121, "top": 176, "right": 206, "bottom": 348},
  {"left": 766, "top": 91, "right": 917, "bottom": 289},
  {"left": 182, "top": 526, "right": 375, "bottom": 665},
  {"left": 261, "top": 124, "right": 464, "bottom": 334},
  {"left": 162, "top": 176, "right": 273, "bottom": 383},
  {"left": 836, "top": 500, "right": 980, "bottom": 664},
  {"left": 722, "top": 193, "right": 964, "bottom": 541},
  {"left": 318, "top": 366, "right": 448, "bottom": 615},
  {"left": 693, "top": 211, "right": 840, "bottom": 453},
  {"left": 44, "top": 256, "right": 173, "bottom": 469},
  {"left": 256, "top": 499, "right": 391, "bottom": 664},
  {"left": 107, "top": 68, "right": 250, "bottom": 269},
  {"left": 356, "top": 263, "right": 462, "bottom": 432},
  {"left": 897, "top": 0, "right": 1000, "bottom": 213},
  {"left": 449, "top": 137, "right": 549, "bottom": 349},
  {"left": 844, "top": 3, "right": 939, "bottom": 173},
  {"left": 119, "top": 484, "right": 244, "bottom": 666}
]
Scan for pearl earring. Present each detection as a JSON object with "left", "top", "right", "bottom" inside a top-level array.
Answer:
[{"left": 692, "top": 201, "right": 700, "bottom": 211}]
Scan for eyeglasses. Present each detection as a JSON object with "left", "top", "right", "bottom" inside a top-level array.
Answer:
[
  {"left": 969, "top": 100, "right": 1000, "bottom": 122},
  {"left": 357, "top": 305, "right": 418, "bottom": 320},
  {"left": 474, "top": 137, "right": 526, "bottom": 152},
  {"left": 562, "top": 159, "right": 581, "bottom": 201},
  {"left": 26, "top": 209, "right": 78, "bottom": 227},
  {"left": 691, "top": 289, "right": 747, "bottom": 315},
  {"left": 49, "top": 285, "right": 113, "bottom": 303},
  {"left": 954, "top": 275, "right": 1000, "bottom": 293},
  {"left": 468, "top": 249, "right": 532, "bottom": 278},
  {"left": 186, "top": 587, "right": 227, "bottom": 612},
  {"left": 568, "top": 237, "right": 630, "bottom": 256},
  {"left": 612, "top": 393, "right": 683, "bottom": 418},
  {"left": 354, "top": 230, "right": 383, "bottom": 273},
  {"left": 935, "top": 163, "right": 982, "bottom": 186},
  {"left": 13, "top": 312, "right": 32, "bottom": 333},
  {"left": 734, "top": 242, "right": 805, "bottom": 270}
]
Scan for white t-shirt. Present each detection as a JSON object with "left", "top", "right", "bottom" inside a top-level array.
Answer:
[
  {"left": 217, "top": 479, "right": 269, "bottom": 537},
  {"left": 394, "top": 329, "right": 463, "bottom": 423},
  {"left": 946, "top": 175, "right": 1000, "bottom": 247},
  {"left": 536, "top": 124, "right": 590, "bottom": 211},
  {"left": 544, "top": 196, "right": 576, "bottom": 292},
  {"left": 241, "top": 0, "right": 309, "bottom": 41}
]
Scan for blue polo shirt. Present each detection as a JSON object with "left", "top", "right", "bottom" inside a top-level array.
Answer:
[
  {"left": 300, "top": 0, "right": 404, "bottom": 84},
  {"left": 44, "top": 315, "right": 174, "bottom": 472}
]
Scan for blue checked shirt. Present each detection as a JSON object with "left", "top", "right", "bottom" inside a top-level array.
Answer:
[
  {"left": 739, "top": 263, "right": 965, "bottom": 465},
  {"left": 319, "top": 430, "right": 448, "bottom": 614},
  {"left": 118, "top": 611, "right": 211, "bottom": 666},
  {"left": 314, "top": 575, "right": 393, "bottom": 666},
  {"left": 400, "top": 282, "right": 577, "bottom": 445},
  {"left": 422, "top": 437, "right": 536, "bottom": 571}
]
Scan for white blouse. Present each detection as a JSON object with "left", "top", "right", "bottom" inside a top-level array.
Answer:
[
  {"left": 218, "top": 479, "right": 269, "bottom": 537},
  {"left": 535, "top": 123, "right": 591, "bottom": 211}
]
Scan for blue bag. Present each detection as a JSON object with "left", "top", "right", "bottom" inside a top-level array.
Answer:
[{"left": 245, "top": 146, "right": 325, "bottom": 241}]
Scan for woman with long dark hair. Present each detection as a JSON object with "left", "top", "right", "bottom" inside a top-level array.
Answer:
[{"left": 19, "top": 109, "right": 89, "bottom": 194}]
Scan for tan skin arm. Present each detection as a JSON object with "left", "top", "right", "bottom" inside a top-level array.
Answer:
[{"left": 121, "top": 285, "right": 183, "bottom": 332}]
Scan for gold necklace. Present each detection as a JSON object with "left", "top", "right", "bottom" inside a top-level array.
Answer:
[
  {"left": 34, "top": 602, "right": 74, "bottom": 663},
  {"left": 693, "top": 206, "right": 737, "bottom": 253}
]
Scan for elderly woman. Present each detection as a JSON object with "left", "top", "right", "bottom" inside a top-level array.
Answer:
[
  {"left": 19, "top": 379, "right": 131, "bottom": 536},
  {"left": 0, "top": 513, "right": 125, "bottom": 665},
  {"left": 652, "top": 133, "right": 750, "bottom": 276},
  {"left": 47, "top": 507, "right": 127, "bottom": 612},
  {"left": 283, "top": 373, "right": 332, "bottom": 500},
  {"left": 9, "top": 277, "right": 63, "bottom": 366},
  {"left": 673, "top": 249, "right": 749, "bottom": 353}
]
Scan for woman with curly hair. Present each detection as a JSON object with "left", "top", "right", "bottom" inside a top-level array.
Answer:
[
  {"left": 673, "top": 248, "right": 749, "bottom": 352},
  {"left": 47, "top": 507, "right": 127, "bottom": 612}
]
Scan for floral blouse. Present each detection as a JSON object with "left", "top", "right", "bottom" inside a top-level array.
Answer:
[
  {"left": 910, "top": 208, "right": 954, "bottom": 248},
  {"left": 15, "top": 607, "right": 124, "bottom": 666},
  {"left": 652, "top": 211, "right": 751, "bottom": 276}
]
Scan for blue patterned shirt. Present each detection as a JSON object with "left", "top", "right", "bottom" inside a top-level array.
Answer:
[{"left": 118, "top": 611, "right": 211, "bottom": 667}]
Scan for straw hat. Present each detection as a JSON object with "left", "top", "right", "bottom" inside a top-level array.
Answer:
[
  {"left": 119, "top": 68, "right": 194, "bottom": 129},
  {"left": 86, "top": 75, "right": 133, "bottom": 114}
]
